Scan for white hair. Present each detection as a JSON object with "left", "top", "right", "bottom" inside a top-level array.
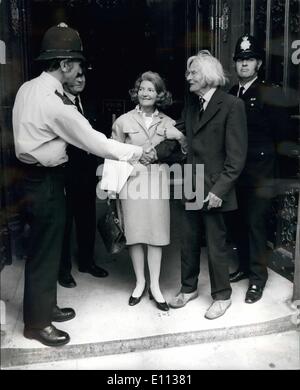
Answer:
[{"left": 187, "top": 50, "right": 228, "bottom": 87}]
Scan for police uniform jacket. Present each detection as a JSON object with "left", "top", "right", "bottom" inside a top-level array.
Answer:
[{"left": 229, "top": 79, "right": 287, "bottom": 188}]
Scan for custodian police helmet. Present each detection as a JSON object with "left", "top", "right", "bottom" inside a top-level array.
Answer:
[
  {"left": 36, "top": 22, "right": 85, "bottom": 61},
  {"left": 233, "top": 34, "right": 263, "bottom": 61}
]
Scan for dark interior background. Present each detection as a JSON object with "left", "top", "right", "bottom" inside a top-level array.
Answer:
[{"left": 28, "top": 0, "right": 189, "bottom": 135}]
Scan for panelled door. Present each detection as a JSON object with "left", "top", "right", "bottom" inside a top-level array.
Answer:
[{"left": 210, "top": 0, "right": 300, "bottom": 296}]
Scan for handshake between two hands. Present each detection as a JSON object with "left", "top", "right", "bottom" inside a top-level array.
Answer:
[
  {"left": 109, "top": 127, "right": 188, "bottom": 199},
  {"left": 140, "top": 147, "right": 157, "bottom": 166},
  {"left": 139, "top": 126, "right": 188, "bottom": 166}
]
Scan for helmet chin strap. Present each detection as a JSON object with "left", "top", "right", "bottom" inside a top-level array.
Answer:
[{"left": 256, "top": 60, "right": 262, "bottom": 72}]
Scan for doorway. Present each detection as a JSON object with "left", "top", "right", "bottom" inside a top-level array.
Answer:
[{"left": 27, "top": 0, "right": 195, "bottom": 131}]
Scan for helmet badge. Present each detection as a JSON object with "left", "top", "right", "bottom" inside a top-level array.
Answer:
[
  {"left": 57, "top": 22, "right": 69, "bottom": 28},
  {"left": 240, "top": 36, "right": 251, "bottom": 51}
]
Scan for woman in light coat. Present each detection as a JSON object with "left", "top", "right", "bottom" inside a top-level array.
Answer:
[{"left": 112, "top": 71, "right": 186, "bottom": 311}]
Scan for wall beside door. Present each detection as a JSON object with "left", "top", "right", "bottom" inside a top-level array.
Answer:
[
  {"left": 0, "top": 0, "right": 29, "bottom": 268},
  {"left": 210, "top": 0, "right": 246, "bottom": 86}
]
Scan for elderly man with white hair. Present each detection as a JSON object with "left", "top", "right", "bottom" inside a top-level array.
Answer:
[{"left": 169, "top": 50, "right": 247, "bottom": 319}]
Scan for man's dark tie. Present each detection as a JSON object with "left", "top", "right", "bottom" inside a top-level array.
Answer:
[
  {"left": 74, "top": 96, "right": 83, "bottom": 115},
  {"left": 238, "top": 86, "right": 245, "bottom": 98},
  {"left": 199, "top": 96, "right": 205, "bottom": 120}
]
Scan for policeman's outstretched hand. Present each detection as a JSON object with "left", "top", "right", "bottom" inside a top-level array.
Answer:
[{"left": 140, "top": 148, "right": 157, "bottom": 165}]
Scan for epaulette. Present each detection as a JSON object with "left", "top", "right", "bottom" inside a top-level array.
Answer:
[
  {"left": 55, "top": 90, "right": 74, "bottom": 105},
  {"left": 271, "top": 82, "right": 281, "bottom": 88},
  {"left": 261, "top": 80, "right": 281, "bottom": 88}
]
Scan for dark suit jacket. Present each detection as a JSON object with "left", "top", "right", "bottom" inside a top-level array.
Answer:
[
  {"left": 183, "top": 88, "right": 247, "bottom": 212},
  {"left": 66, "top": 93, "right": 100, "bottom": 175},
  {"left": 229, "top": 79, "right": 288, "bottom": 188}
]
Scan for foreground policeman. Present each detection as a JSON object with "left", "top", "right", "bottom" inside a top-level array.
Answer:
[
  {"left": 12, "top": 23, "right": 142, "bottom": 347},
  {"left": 228, "top": 34, "right": 288, "bottom": 303}
]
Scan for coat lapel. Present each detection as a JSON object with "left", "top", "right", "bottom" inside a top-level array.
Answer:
[
  {"left": 131, "top": 109, "right": 166, "bottom": 143},
  {"left": 132, "top": 109, "right": 147, "bottom": 130},
  {"left": 149, "top": 114, "right": 163, "bottom": 130},
  {"left": 131, "top": 109, "right": 164, "bottom": 130},
  {"left": 193, "top": 89, "right": 223, "bottom": 134},
  {"left": 230, "top": 85, "right": 239, "bottom": 97}
]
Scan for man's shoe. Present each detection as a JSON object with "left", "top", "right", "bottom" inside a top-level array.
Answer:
[
  {"left": 169, "top": 291, "right": 198, "bottom": 309},
  {"left": 205, "top": 299, "right": 231, "bottom": 320},
  {"left": 52, "top": 306, "right": 76, "bottom": 322},
  {"left": 245, "top": 284, "right": 263, "bottom": 304},
  {"left": 229, "top": 269, "right": 249, "bottom": 283},
  {"left": 24, "top": 325, "right": 70, "bottom": 347},
  {"left": 58, "top": 274, "right": 76, "bottom": 288},
  {"left": 78, "top": 264, "right": 108, "bottom": 278}
]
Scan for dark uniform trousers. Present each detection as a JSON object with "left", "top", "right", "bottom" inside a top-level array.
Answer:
[
  {"left": 22, "top": 164, "right": 66, "bottom": 328},
  {"left": 181, "top": 208, "right": 232, "bottom": 300},
  {"left": 57, "top": 91, "right": 99, "bottom": 276},
  {"left": 59, "top": 146, "right": 98, "bottom": 275},
  {"left": 233, "top": 186, "right": 270, "bottom": 287},
  {"left": 228, "top": 79, "right": 289, "bottom": 288}
]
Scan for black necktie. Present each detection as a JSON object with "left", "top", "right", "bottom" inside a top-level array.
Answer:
[
  {"left": 238, "top": 86, "right": 245, "bottom": 98},
  {"left": 74, "top": 96, "right": 83, "bottom": 115},
  {"left": 199, "top": 97, "right": 205, "bottom": 120}
]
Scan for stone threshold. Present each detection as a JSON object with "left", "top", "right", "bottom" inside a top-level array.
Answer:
[{"left": 1, "top": 315, "right": 297, "bottom": 369}]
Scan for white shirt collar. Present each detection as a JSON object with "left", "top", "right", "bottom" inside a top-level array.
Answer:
[
  {"left": 239, "top": 76, "right": 258, "bottom": 93},
  {"left": 41, "top": 71, "right": 64, "bottom": 95},
  {"left": 200, "top": 87, "right": 217, "bottom": 109},
  {"left": 135, "top": 104, "right": 159, "bottom": 117}
]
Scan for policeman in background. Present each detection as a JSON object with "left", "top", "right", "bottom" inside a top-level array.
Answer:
[
  {"left": 228, "top": 34, "right": 289, "bottom": 303},
  {"left": 59, "top": 72, "right": 108, "bottom": 289},
  {"left": 13, "top": 23, "right": 142, "bottom": 347}
]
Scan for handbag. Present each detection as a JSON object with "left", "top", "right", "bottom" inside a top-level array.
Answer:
[{"left": 97, "top": 199, "right": 126, "bottom": 254}]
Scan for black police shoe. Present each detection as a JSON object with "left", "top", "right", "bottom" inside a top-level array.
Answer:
[
  {"left": 52, "top": 306, "right": 76, "bottom": 322},
  {"left": 245, "top": 284, "right": 263, "bottom": 304},
  {"left": 24, "top": 325, "right": 70, "bottom": 347},
  {"left": 78, "top": 264, "right": 108, "bottom": 278},
  {"left": 58, "top": 274, "right": 77, "bottom": 288}
]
